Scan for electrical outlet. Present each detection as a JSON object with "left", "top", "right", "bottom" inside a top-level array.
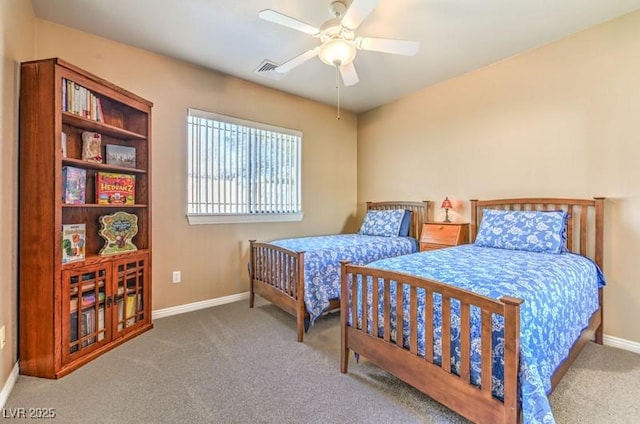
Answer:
[
  {"left": 172, "top": 271, "right": 181, "bottom": 284},
  {"left": 0, "top": 325, "right": 6, "bottom": 350}
]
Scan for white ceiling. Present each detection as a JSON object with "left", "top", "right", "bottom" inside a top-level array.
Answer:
[{"left": 31, "top": 0, "right": 640, "bottom": 114}]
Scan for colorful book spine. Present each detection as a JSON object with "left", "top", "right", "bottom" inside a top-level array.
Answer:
[{"left": 61, "top": 78, "right": 104, "bottom": 122}]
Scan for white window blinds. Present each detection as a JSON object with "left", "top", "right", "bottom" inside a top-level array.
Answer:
[{"left": 187, "top": 108, "right": 302, "bottom": 224}]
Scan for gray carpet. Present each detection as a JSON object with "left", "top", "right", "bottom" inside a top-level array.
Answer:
[{"left": 5, "top": 298, "right": 640, "bottom": 423}]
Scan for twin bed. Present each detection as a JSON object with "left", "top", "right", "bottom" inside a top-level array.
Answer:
[
  {"left": 340, "top": 198, "right": 605, "bottom": 424},
  {"left": 249, "top": 200, "right": 429, "bottom": 341}
]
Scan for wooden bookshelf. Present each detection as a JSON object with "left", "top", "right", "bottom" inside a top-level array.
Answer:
[{"left": 19, "top": 58, "right": 153, "bottom": 378}]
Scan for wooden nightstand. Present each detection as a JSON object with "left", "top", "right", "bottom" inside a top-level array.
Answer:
[{"left": 419, "top": 222, "right": 470, "bottom": 251}]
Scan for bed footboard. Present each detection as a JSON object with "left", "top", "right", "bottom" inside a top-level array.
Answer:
[
  {"left": 340, "top": 261, "right": 524, "bottom": 424},
  {"left": 249, "top": 240, "right": 307, "bottom": 341}
]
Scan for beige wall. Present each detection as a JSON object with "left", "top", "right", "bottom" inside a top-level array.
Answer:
[
  {"left": 0, "top": 0, "right": 36, "bottom": 395},
  {"left": 33, "top": 20, "right": 358, "bottom": 309},
  {"left": 358, "top": 11, "right": 640, "bottom": 343}
]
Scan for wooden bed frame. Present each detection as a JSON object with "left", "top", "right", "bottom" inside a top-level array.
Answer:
[
  {"left": 249, "top": 200, "right": 429, "bottom": 342},
  {"left": 340, "top": 197, "right": 604, "bottom": 423}
]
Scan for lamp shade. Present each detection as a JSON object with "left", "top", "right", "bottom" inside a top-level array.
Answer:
[
  {"left": 441, "top": 197, "right": 453, "bottom": 209},
  {"left": 319, "top": 38, "right": 357, "bottom": 66}
]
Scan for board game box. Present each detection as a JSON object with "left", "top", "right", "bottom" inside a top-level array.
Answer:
[
  {"left": 95, "top": 172, "right": 135, "bottom": 205},
  {"left": 62, "top": 166, "right": 87, "bottom": 204},
  {"left": 62, "top": 223, "right": 86, "bottom": 263}
]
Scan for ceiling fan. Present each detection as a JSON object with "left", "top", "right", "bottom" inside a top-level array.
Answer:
[{"left": 259, "top": 0, "right": 420, "bottom": 87}]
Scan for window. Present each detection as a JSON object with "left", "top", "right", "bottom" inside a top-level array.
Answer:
[{"left": 187, "top": 108, "right": 302, "bottom": 224}]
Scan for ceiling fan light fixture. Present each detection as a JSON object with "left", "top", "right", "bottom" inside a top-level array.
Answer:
[{"left": 319, "top": 38, "right": 356, "bottom": 67}]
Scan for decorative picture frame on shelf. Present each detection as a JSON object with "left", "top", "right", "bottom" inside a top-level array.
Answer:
[{"left": 105, "top": 144, "right": 136, "bottom": 169}]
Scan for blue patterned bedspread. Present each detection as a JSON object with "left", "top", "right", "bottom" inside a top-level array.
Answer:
[
  {"left": 271, "top": 234, "right": 417, "bottom": 322},
  {"left": 355, "top": 244, "right": 605, "bottom": 424}
]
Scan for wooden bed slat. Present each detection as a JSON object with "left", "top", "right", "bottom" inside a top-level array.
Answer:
[
  {"left": 441, "top": 297, "right": 452, "bottom": 373},
  {"left": 425, "top": 290, "right": 434, "bottom": 363},
  {"left": 362, "top": 274, "right": 368, "bottom": 332},
  {"left": 480, "top": 309, "right": 493, "bottom": 399},
  {"left": 372, "top": 276, "right": 379, "bottom": 336},
  {"left": 567, "top": 205, "right": 574, "bottom": 251},
  {"left": 409, "top": 286, "right": 418, "bottom": 355},
  {"left": 580, "top": 205, "right": 588, "bottom": 256},
  {"left": 384, "top": 278, "right": 391, "bottom": 343},
  {"left": 396, "top": 282, "right": 404, "bottom": 348},
  {"left": 501, "top": 296, "right": 524, "bottom": 423},
  {"left": 352, "top": 275, "right": 358, "bottom": 331},
  {"left": 460, "top": 302, "right": 471, "bottom": 383}
]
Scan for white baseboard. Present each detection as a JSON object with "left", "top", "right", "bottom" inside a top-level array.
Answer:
[
  {"left": 152, "top": 291, "right": 250, "bottom": 320},
  {"left": 0, "top": 361, "right": 19, "bottom": 409},
  {"left": 603, "top": 334, "right": 640, "bottom": 354}
]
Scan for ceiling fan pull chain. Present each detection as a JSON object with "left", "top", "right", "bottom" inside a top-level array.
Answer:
[{"left": 335, "top": 65, "right": 341, "bottom": 120}]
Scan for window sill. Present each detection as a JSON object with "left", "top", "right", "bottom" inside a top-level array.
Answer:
[{"left": 186, "top": 212, "right": 304, "bottom": 225}]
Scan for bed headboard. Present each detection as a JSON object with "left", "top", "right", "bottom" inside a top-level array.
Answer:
[
  {"left": 470, "top": 198, "right": 604, "bottom": 268},
  {"left": 366, "top": 200, "right": 430, "bottom": 239}
]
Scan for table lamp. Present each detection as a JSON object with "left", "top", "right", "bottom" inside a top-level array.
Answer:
[{"left": 441, "top": 197, "right": 453, "bottom": 223}]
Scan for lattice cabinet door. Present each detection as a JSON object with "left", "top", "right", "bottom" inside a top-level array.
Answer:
[
  {"left": 112, "top": 252, "right": 149, "bottom": 338},
  {"left": 61, "top": 263, "right": 112, "bottom": 365}
]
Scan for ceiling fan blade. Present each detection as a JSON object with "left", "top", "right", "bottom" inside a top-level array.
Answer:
[
  {"left": 259, "top": 9, "right": 320, "bottom": 36},
  {"left": 341, "top": 0, "right": 379, "bottom": 30},
  {"left": 357, "top": 37, "right": 420, "bottom": 56},
  {"left": 339, "top": 62, "right": 359, "bottom": 86},
  {"left": 275, "top": 48, "right": 320, "bottom": 73}
]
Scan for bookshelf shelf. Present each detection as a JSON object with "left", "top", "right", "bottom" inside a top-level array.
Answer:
[
  {"left": 62, "top": 204, "right": 149, "bottom": 208},
  {"left": 62, "top": 158, "right": 148, "bottom": 174},
  {"left": 61, "top": 248, "right": 151, "bottom": 271},
  {"left": 62, "top": 112, "right": 147, "bottom": 140},
  {"left": 19, "top": 58, "right": 153, "bottom": 379}
]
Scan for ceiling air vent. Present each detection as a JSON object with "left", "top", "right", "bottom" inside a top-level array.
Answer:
[{"left": 254, "top": 60, "right": 285, "bottom": 80}]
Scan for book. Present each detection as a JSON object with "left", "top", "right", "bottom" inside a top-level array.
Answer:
[
  {"left": 62, "top": 79, "right": 104, "bottom": 121},
  {"left": 96, "top": 97, "right": 104, "bottom": 122},
  {"left": 61, "top": 132, "right": 68, "bottom": 158},
  {"left": 81, "top": 131, "right": 102, "bottom": 163},
  {"left": 105, "top": 144, "right": 136, "bottom": 168},
  {"left": 70, "top": 293, "right": 100, "bottom": 313},
  {"left": 62, "top": 223, "right": 86, "bottom": 263},
  {"left": 96, "top": 172, "right": 135, "bottom": 205},
  {"left": 126, "top": 294, "right": 137, "bottom": 325},
  {"left": 98, "top": 306, "right": 105, "bottom": 341},
  {"left": 62, "top": 166, "right": 87, "bottom": 204},
  {"left": 118, "top": 300, "right": 124, "bottom": 331},
  {"left": 70, "top": 310, "right": 78, "bottom": 351},
  {"left": 81, "top": 308, "right": 96, "bottom": 348},
  {"left": 69, "top": 307, "right": 95, "bottom": 351}
]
